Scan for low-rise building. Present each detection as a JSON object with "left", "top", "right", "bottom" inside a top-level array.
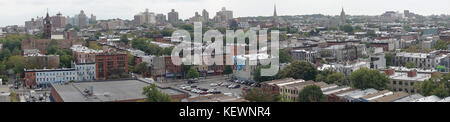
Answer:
[
  {"left": 50, "top": 80, "right": 189, "bottom": 102},
  {"left": 291, "top": 50, "right": 320, "bottom": 63},
  {"left": 25, "top": 68, "right": 77, "bottom": 89},
  {"left": 24, "top": 52, "right": 60, "bottom": 69},
  {"left": 385, "top": 69, "right": 431, "bottom": 94},
  {"left": 71, "top": 45, "right": 103, "bottom": 63}
]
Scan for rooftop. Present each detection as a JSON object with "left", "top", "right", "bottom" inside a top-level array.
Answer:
[
  {"left": 369, "top": 92, "right": 409, "bottom": 102},
  {"left": 411, "top": 95, "right": 441, "bottom": 102},
  {"left": 389, "top": 72, "right": 431, "bottom": 81},
  {"left": 396, "top": 52, "right": 429, "bottom": 59},
  {"left": 394, "top": 94, "right": 424, "bottom": 102},
  {"left": 51, "top": 80, "right": 183, "bottom": 102}
]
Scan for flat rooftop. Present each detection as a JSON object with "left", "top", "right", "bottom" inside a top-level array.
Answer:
[
  {"left": 389, "top": 72, "right": 431, "bottom": 81},
  {"left": 394, "top": 94, "right": 424, "bottom": 102},
  {"left": 52, "top": 80, "right": 184, "bottom": 102}
]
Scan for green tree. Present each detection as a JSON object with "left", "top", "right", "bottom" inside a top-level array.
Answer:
[
  {"left": 279, "top": 50, "right": 292, "bottom": 63},
  {"left": 326, "top": 72, "right": 346, "bottom": 85},
  {"left": 415, "top": 78, "right": 449, "bottom": 98},
  {"left": 405, "top": 62, "right": 416, "bottom": 68},
  {"left": 120, "top": 34, "right": 129, "bottom": 45},
  {"left": 350, "top": 68, "right": 390, "bottom": 90},
  {"left": 134, "top": 62, "right": 149, "bottom": 74},
  {"left": 59, "top": 55, "right": 74, "bottom": 68},
  {"left": 254, "top": 65, "right": 278, "bottom": 82},
  {"left": 385, "top": 53, "right": 394, "bottom": 66},
  {"left": 298, "top": 85, "right": 328, "bottom": 102},
  {"left": 340, "top": 24, "right": 354, "bottom": 34},
  {"left": 186, "top": 67, "right": 199, "bottom": 79},
  {"left": 0, "top": 75, "right": 8, "bottom": 84},
  {"left": 278, "top": 61, "right": 318, "bottom": 81},
  {"left": 243, "top": 88, "right": 280, "bottom": 102},
  {"left": 223, "top": 65, "right": 233, "bottom": 75},
  {"left": 11, "top": 48, "right": 21, "bottom": 56},
  {"left": 7, "top": 55, "right": 25, "bottom": 76},
  {"left": 142, "top": 83, "right": 172, "bottom": 102},
  {"left": 434, "top": 40, "right": 448, "bottom": 50},
  {"left": 0, "top": 49, "right": 11, "bottom": 61}
]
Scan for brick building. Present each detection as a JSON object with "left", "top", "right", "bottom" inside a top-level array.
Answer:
[
  {"left": 95, "top": 52, "right": 128, "bottom": 80},
  {"left": 21, "top": 38, "right": 82, "bottom": 54}
]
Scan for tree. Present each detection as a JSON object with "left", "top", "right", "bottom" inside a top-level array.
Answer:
[
  {"left": 243, "top": 88, "right": 280, "bottom": 102},
  {"left": 186, "top": 67, "right": 199, "bottom": 79},
  {"left": 0, "top": 75, "right": 8, "bottom": 84},
  {"left": 278, "top": 61, "right": 318, "bottom": 81},
  {"left": 142, "top": 83, "right": 172, "bottom": 102},
  {"left": 350, "top": 68, "right": 390, "bottom": 90},
  {"left": 161, "top": 46, "right": 174, "bottom": 56},
  {"left": 298, "top": 85, "right": 328, "bottom": 102},
  {"left": 279, "top": 50, "right": 292, "bottom": 63},
  {"left": 59, "top": 55, "right": 74, "bottom": 68},
  {"left": 434, "top": 40, "right": 448, "bottom": 50},
  {"left": 7, "top": 55, "right": 25, "bottom": 76},
  {"left": 12, "top": 48, "right": 21, "bottom": 56},
  {"left": 223, "top": 65, "right": 233, "bottom": 75},
  {"left": 385, "top": 53, "right": 394, "bottom": 66},
  {"left": 405, "top": 62, "right": 416, "bottom": 68},
  {"left": 415, "top": 78, "right": 449, "bottom": 98},
  {"left": 120, "top": 34, "right": 129, "bottom": 45},
  {"left": 340, "top": 24, "right": 354, "bottom": 34},
  {"left": 134, "top": 62, "right": 149, "bottom": 74},
  {"left": 326, "top": 72, "right": 346, "bottom": 85},
  {"left": 254, "top": 65, "right": 278, "bottom": 83},
  {"left": 0, "top": 49, "right": 11, "bottom": 61}
]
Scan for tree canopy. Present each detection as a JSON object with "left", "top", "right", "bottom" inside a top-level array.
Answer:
[
  {"left": 186, "top": 67, "right": 199, "bottom": 79},
  {"left": 142, "top": 83, "right": 173, "bottom": 102},
  {"left": 278, "top": 61, "right": 318, "bottom": 81},
  {"left": 350, "top": 68, "right": 390, "bottom": 90},
  {"left": 298, "top": 85, "right": 328, "bottom": 102},
  {"left": 243, "top": 88, "right": 280, "bottom": 102}
]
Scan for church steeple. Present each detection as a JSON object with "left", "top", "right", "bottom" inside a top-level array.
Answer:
[
  {"left": 43, "top": 9, "right": 52, "bottom": 39},
  {"left": 340, "top": 7, "right": 346, "bottom": 25},
  {"left": 273, "top": 4, "right": 277, "bottom": 17}
]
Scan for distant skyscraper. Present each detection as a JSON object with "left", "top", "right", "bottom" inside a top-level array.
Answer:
[
  {"left": 51, "top": 12, "right": 67, "bottom": 28},
  {"left": 43, "top": 11, "right": 52, "bottom": 39},
  {"left": 78, "top": 10, "right": 88, "bottom": 27},
  {"left": 133, "top": 9, "right": 156, "bottom": 25},
  {"left": 90, "top": 14, "right": 97, "bottom": 24},
  {"left": 202, "top": 9, "right": 209, "bottom": 22},
  {"left": 155, "top": 14, "right": 167, "bottom": 25},
  {"left": 168, "top": 9, "right": 179, "bottom": 24},
  {"left": 340, "top": 8, "right": 346, "bottom": 25},
  {"left": 214, "top": 7, "right": 233, "bottom": 23}
]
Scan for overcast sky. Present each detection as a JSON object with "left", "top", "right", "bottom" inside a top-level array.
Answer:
[{"left": 1, "top": 0, "right": 449, "bottom": 26}]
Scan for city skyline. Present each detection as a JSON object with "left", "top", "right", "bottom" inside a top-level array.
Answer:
[{"left": 1, "top": 0, "right": 450, "bottom": 26}]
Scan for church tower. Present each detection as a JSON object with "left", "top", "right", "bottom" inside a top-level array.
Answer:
[
  {"left": 43, "top": 10, "right": 52, "bottom": 39},
  {"left": 340, "top": 8, "right": 346, "bottom": 25},
  {"left": 273, "top": 4, "right": 277, "bottom": 17}
]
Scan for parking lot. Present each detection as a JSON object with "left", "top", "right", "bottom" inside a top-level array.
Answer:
[{"left": 166, "top": 76, "right": 259, "bottom": 98}]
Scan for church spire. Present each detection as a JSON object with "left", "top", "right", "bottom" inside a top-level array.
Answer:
[{"left": 273, "top": 4, "right": 277, "bottom": 17}]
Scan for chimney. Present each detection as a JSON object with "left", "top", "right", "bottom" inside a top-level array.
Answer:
[
  {"left": 407, "top": 69, "right": 417, "bottom": 77},
  {"left": 384, "top": 69, "right": 395, "bottom": 76}
]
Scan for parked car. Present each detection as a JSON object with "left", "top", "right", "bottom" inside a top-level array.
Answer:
[
  {"left": 210, "top": 83, "right": 218, "bottom": 87},
  {"left": 242, "top": 87, "right": 248, "bottom": 91},
  {"left": 218, "top": 82, "right": 223, "bottom": 86},
  {"left": 228, "top": 84, "right": 235, "bottom": 89},
  {"left": 234, "top": 85, "right": 241, "bottom": 89}
]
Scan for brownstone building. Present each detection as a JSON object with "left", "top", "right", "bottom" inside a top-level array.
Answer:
[{"left": 95, "top": 52, "right": 128, "bottom": 80}]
